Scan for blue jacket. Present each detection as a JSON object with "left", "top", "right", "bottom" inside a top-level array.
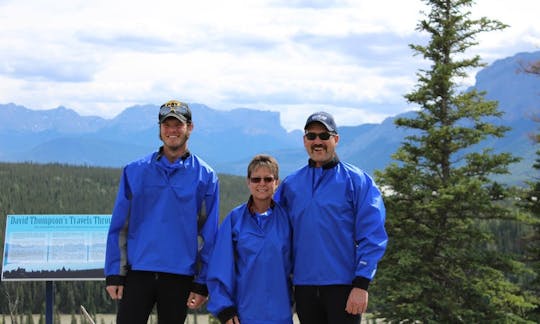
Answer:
[
  {"left": 274, "top": 157, "right": 387, "bottom": 289},
  {"left": 104, "top": 149, "right": 219, "bottom": 292},
  {"left": 207, "top": 198, "right": 293, "bottom": 324}
]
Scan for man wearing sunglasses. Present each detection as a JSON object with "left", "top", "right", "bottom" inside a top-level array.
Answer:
[
  {"left": 275, "top": 111, "right": 388, "bottom": 324},
  {"left": 104, "top": 100, "right": 219, "bottom": 324}
]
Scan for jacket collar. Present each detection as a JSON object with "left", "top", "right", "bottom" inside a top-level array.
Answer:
[
  {"left": 247, "top": 195, "right": 276, "bottom": 215},
  {"left": 308, "top": 155, "right": 339, "bottom": 169},
  {"left": 156, "top": 146, "right": 191, "bottom": 161}
]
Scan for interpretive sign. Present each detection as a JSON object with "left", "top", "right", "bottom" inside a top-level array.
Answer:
[{"left": 2, "top": 214, "right": 111, "bottom": 281}]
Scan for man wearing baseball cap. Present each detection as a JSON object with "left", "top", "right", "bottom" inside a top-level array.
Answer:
[
  {"left": 105, "top": 100, "right": 220, "bottom": 323},
  {"left": 275, "top": 111, "right": 388, "bottom": 324}
]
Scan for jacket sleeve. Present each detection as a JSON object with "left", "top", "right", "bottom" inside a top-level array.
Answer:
[
  {"left": 273, "top": 181, "right": 288, "bottom": 208},
  {"left": 206, "top": 213, "right": 238, "bottom": 321},
  {"left": 104, "top": 167, "right": 131, "bottom": 278},
  {"left": 193, "top": 171, "right": 220, "bottom": 291},
  {"left": 353, "top": 172, "right": 388, "bottom": 288}
]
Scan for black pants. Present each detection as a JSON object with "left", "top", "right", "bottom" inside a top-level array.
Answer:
[
  {"left": 117, "top": 270, "right": 193, "bottom": 324},
  {"left": 294, "top": 285, "right": 361, "bottom": 324}
]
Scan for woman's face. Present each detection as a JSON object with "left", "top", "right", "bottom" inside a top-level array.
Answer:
[{"left": 247, "top": 166, "right": 278, "bottom": 201}]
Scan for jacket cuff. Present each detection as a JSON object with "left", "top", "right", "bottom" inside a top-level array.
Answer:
[
  {"left": 352, "top": 276, "right": 370, "bottom": 290},
  {"left": 191, "top": 282, "right": 209, "bottom": 296},
  {"left": 105, "top": 275, "right": 125, "bottom": 286},
  {"left": 217, "top": 306, "right": 238, "bottom": 324}
]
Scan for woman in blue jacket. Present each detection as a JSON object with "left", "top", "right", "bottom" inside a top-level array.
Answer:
[{"left": 207, "top": 154, "right": 293, "bottom": 324}]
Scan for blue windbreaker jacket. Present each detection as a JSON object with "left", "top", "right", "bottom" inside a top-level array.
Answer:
[
  {"left": 274, "top": 158, "right": 387, "bottom": 289},
  {"left": 207, "top": 199, "right": 293, "bottom": 324},
  {"left": 104, "top": 149, "right": 219, "bottom": 289}
]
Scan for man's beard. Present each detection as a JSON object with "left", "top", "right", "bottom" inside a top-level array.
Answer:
[{"left": 167, "top": 134, "right": 189, "bottom": 151}]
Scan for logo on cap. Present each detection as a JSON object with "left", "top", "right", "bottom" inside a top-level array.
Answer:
[{"left": 304, "top": 111, "right": 337, "bottom": 133}]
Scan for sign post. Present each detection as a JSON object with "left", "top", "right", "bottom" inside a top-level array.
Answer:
[{"left": 46, "top": 281, "right": 54, "bottom": 324}]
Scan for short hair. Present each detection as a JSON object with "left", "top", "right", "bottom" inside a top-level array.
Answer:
[{"left": 247, "top": 154, "right": 279, "bottom": 180}]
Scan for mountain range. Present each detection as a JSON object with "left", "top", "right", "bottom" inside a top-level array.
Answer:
[{"left": 1, "top": 51, "right": 539, "bottom": 184}]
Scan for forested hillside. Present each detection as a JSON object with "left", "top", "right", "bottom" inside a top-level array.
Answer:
[
  {"left": 0, "top": 162, "right": 248, "bottom": 317},
  {"left": 0, "top": 162, "right": 534, "bottom": 320}
]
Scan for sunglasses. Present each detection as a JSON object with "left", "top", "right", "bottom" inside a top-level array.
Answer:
[
  {"left": 250, "top": 176, "right": 275, "bottom": 184},
  {"left": 304, "top": 132, "right": 335, "bottom": 141},
  {"left": 159, "top": 102, "right": 190, "bottom": 117}
]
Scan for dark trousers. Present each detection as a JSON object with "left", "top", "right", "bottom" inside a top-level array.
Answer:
[
  {"left": 117, "top": 270, "right": 193, "bottom": 324},
  {"left": 294, "top": 285, "right": 361, "bottom": 324}
]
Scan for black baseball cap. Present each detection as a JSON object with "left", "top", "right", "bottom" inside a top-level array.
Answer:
[
  {"left": 158, "top": 100, "right": 192, "bottom": 124},
  {"left": 304, "top": 111, "right": 337, "bottom": 133}
]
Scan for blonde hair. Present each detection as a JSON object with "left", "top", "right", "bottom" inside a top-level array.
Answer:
[{"left": 247, "top": 154, "right": 279, "bottom": 179}]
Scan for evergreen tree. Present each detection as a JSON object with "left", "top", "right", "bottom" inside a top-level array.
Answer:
[
  {"left": 519, "top": 62, "right": 540, "bottom": 321},
  {"left": 373, "top": 0, "right": 534, "bottom": 322},
  {"left": 522, "top": 144, "right": 540, "bottom": 320}
]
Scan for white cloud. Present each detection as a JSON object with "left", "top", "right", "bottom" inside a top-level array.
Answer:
[{"left": 0, "top": 0, "right": 538, "bottom": 131}]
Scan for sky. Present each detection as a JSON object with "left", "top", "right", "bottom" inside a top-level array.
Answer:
[{"left": 1, "top": 0, "right": 539, "bottom": 132}]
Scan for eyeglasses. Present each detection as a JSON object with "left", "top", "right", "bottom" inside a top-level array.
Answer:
[
  {"left": 250, "top": 176, "right": 275, "bottom": 184},
  {"left": 304, "top": 132, "right": 335, "bottom": 141}
]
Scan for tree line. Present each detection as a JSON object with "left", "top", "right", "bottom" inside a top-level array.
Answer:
[
  {"left": 0, "top": 142, "right": 537, "bottom": 319},
  {"left": 0, "top": 162, "right": 248, "bottom": 319}
]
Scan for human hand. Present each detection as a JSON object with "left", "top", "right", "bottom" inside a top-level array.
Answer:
[
  {"left": 105, "top": 285, "right": 124, "bottom": 300},
  {"left": 345, "top": 287, "right": 368, "bottom": 315},
  {"left": 186, "top": 292, "right": 208, "bottom": 309}
]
